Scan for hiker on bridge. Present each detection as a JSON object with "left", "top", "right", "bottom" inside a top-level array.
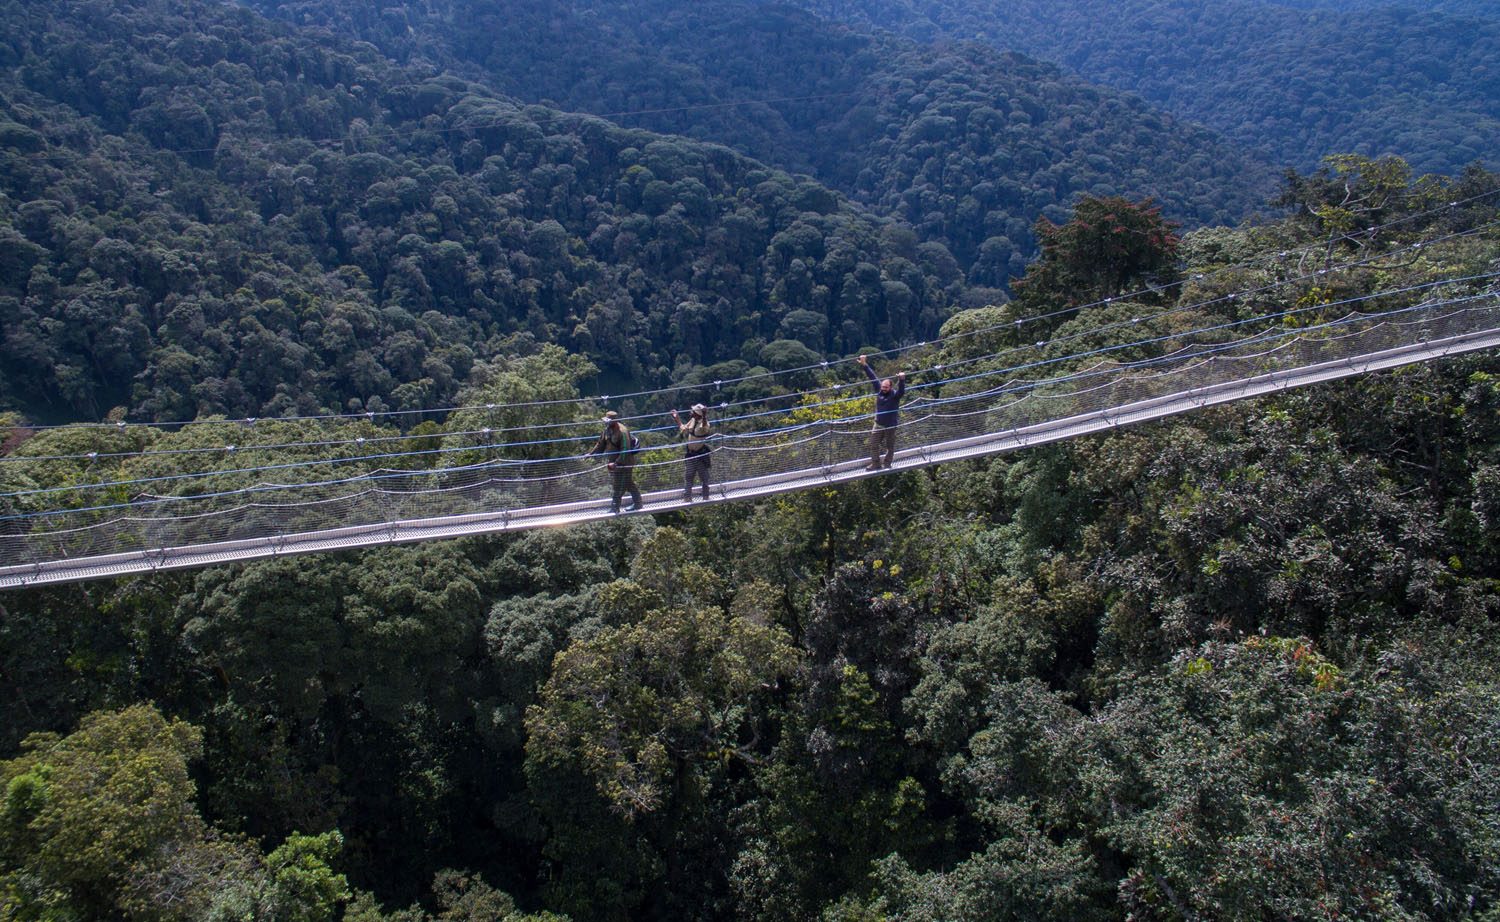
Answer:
[
  {"left": 586, "top": 411, "right": 643, "bottom": 514},
  {"left": 859, "top": 354, "right": 906, "bottom": 471},
  {"left": 671, "top": 403, "right": 714, "bottom": 501}
]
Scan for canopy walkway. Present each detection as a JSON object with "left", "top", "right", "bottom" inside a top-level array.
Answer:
[{"left": 3, "top": 286, "right": 1497, "bottom": 589}]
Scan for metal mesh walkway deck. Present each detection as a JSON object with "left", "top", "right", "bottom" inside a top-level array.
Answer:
[{"left": 2, "top": 302, "right": 1497, "bottom": 588}]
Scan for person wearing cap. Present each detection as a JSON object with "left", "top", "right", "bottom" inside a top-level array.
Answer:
[
  {"left": 586, "top": 411, "right": 642, "bottom": 513},
  {"left": 671, "top": 403, "right": 714, "bottom": 501},
  {"left": 858, "top": 354, "right": 906, "bottom": 471}
]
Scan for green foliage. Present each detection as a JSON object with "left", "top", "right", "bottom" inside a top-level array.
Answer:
[
  {"left": 0, "top": 0, "right": 959, "bottom": 422},
  {"left": 442, "top": 346, "right": 601, "bottom": 464},
  {"left": 242, "top": 0, "right": 1271, "bottom": 285},
  {"left": 525, "top": 602, "right": 799, "bottom": 818},
  {"left": 792, "top": 0, "right": 1500, "bottom": 177},
  {"left": 266, "top": 831, "right": 349, "bottom": 922},
  {"left": 520, "top": 536, "right": 800, "bottom": 917},
  {"left": 343, "top": 869, "right": 569, "bottom": 922},
  {"left": 871, "top": 802, "right": 1107, "bottom": 922},
  {"left": 0, "top": 704, "right": 356, "bottom": 922},
  {"left": 1085, "top": 633, "right": 1500, "bottom": 919},
  {"left": 907, "top": 563, "right": 1101, "bottom": 755},
  {"left": 802, "top": 562, "right": 929, "bottom": 771},
  {"left": 0, "top": 705, "right": 205, "bottom": 917},
  {"left": 2, "top": 8, "right": 1500, "bottom": 917}
]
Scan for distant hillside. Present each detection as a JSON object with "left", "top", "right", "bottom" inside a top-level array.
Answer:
[
  {"left": 0, "top": 0, "right": 960, "bottom": 422},
  {"left": 1270, "top": 0, "right": 1496, "bottom": 15},
  {"left": 789, "top": 0, "right": 1500, "bottom": 176},
  {"left": 243, "top": 0, "right": 1278, "bottom": 282}
]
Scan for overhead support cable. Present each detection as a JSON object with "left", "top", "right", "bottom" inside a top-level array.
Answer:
[
  {"left": 1, "top": 288, "right": 1494, "bottom": 525},
  {"left": 2, "top": 294, "right": 1496, "bottom": 588}
]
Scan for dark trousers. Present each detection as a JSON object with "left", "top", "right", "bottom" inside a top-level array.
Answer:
[
  {"left": 869, "top": 424, "right": 897, "bottom": 469},
  {"left": 684, "top": 451, "right": 711, "bottom": 499},
  {"left": 611, "top": 466, "right": 642, "bottom": 511}
]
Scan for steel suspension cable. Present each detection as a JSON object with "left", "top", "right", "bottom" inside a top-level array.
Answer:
[{"left": 4, "top": 277, "right": 1493, "bottom": 512}]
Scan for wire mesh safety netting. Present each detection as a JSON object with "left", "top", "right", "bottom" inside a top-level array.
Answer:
[{"left": 2, "top": 296, "right": 1498, "bottom": 587}]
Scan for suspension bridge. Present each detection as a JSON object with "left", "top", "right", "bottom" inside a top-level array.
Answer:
[
  {"left": 3, "top": 194, "right": 1499, "bottom": 592},
  {"left": 3, "top": 282, "right": 1496, "bottom": 589}
]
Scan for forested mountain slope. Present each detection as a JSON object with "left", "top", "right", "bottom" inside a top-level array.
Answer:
[
  {"left": 0, "top": 0, "right": 968, "bottom": 424},
  {"left": 1274, "top": 0, "right": 1496, "bottom": 15},
  {"left": 3, "top": 160, "right": 1499, "bottom": 920},
  {"left": 790, "top": 0, "right": 1500, "bottom": 177},
  {"left": 5, "top": 0, "right": 1500, "bottom": 920},
  {"left": 243, "top": 0, "right": 1277, "bottom": 282}
]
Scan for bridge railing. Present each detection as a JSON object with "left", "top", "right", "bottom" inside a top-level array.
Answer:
[{"left": 0, "top": 298, "right": 1496, "bottom": 587}]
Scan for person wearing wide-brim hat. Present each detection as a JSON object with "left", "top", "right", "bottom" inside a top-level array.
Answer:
[
  {"left": 671, "top": 403, "right": 714, "bottom": 501},
  {"left": 586, "top": 410, "right": 643, "bottom": 513}
]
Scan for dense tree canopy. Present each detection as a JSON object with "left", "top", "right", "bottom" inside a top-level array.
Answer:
[
  {"left": 244, "top": 0, "right": 1275, "bottom": 280},
  {"left": 3, "top": 0, "right": 1500, "bottom": 918},
  {"left": 4, "top": 157, "right": 1499, "bottom": 918},
  {"left": 790, "top": 0, "right": 1500, "bottom": 177},
  {"left": 0, "top": 0, "right": 961, "bottom": 424}
]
